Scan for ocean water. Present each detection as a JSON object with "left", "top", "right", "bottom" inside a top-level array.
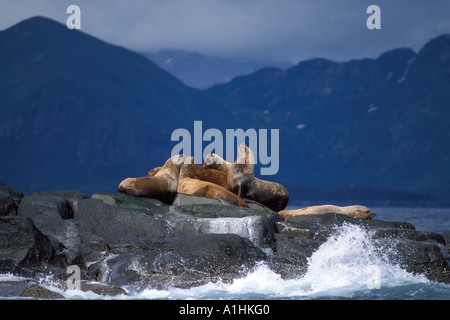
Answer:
[
  {"left": 1, "top": 207, "right": 450, "bottom": 300},
  {"left": 369, "top": 207, "right": 450, "bottom": 234}
]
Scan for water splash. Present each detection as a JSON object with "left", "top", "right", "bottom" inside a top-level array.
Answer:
[
  {"left": 299, "top": 223, "right": 429, "bottom": 297},
  {"left": 129, "top": 223, "right": 434, "bottom": 299}
]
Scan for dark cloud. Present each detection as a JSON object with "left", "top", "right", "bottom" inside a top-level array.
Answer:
[{"left": 1, "top": 0, "right": 450, "bottom": 63}]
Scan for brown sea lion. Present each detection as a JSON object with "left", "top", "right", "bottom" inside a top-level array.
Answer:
[
  {"left": 203, "top": 153, "right": 232, "bottom": 172},
  {"left": 148, "top": 166, "right": 161, "bottom": 176},
  {"left": 227, "top": 143, "right": 289, "bottom": 212},
  {"left": 187, "top": 164, "right": 231, "bottom": 191},
  {"left": 178, "top": 157, "right": 248, "bottom": 207},
  {"left": 279, "top": 205, "right": 376, "bottom": 220},
  {"left": 151, "top": 158, "right": 232, "bottom": 191},
  {"left": 118, "top": 154, "right": 185, "bottom": 205}
]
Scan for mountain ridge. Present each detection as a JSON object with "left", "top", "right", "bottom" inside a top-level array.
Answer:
[
  {"left": 206, "top": 33, "right": 450, "bottom": 205},
  {"left": 143, "top": 49, "right": 291, "bottom": 89},
  {"left": 1, "top": 16, "right": 449, "bottom": 206},
  {"left": 0, "top": 16, "right": 238, "bottom": 194},
  {"left": 207, "top": 47, "right": 418, "bottom": 105}
]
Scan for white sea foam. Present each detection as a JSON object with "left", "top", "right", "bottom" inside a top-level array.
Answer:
[
  {"left": 299, "top": 223, "right": 429, "bottom": 297},
  {"left": 0, "top": 273, "right": 28, "bottom": 282},
  {"left": 207, "top": 223, "right": 430, "bottom": 299}
]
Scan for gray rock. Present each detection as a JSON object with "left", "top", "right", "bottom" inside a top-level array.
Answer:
[
  {"left": 276, "top": 221, "right": 315, "bottom": 239},
  {"left": 0, "top": 281, "right": 36, "bottom": 298},
  {"left": 2, "top": 183, "right": 450, "bottom": 291},
  {"left": 31, "top": 190, "right": 89, "bottom": 202},
  {"left": 79, "top": 193, "right": 281, "bottom": 249},
  {"left": 375, "top": 238, "right": 450, "bottom": 283},
  {"left": 91, "top": 192, "right": 167, "bottom": 214},
  {"left": 31, "top": 190, "right": 89, "bottom": 216},
  {"left": 87, "top": 234, "right": 265, "bottom": 288},
  {"left": 0, "top": 277, "right": 65, "bottom": 299},
  {"left": 18, "top": 194, "right": 74, "bottom": 219},
  {"left": 193, "top": 214, "right": 279, "bottom": 249},
  {"left": 77, "top": 241, "right": 110, "bottom": 266},
  {"left": 0, "top": 259, "right": 34, "bottom": 278},
  {"left": 20, "top": 283, "right": 65, "bottom": 299},
  {"left": 0, "top": 190, "right": 17, "bottom": 216},
  {"left": 0, "top": 183, "right": 24, "bottom": 216},
  {"left": 0, "top": 216, "right": 65, "bottom": 269},
  {"left": 442, "top": 232, "right": 450, "bottom": 252},
  {"left": 284, "top": 213, "right": 415, "bottom": 233},
  {"left": 273, "top": 233, "right": 318, "bottom": 264},
  {"left": 80, "top": 281, "right": 127, "bottom": 296},
  {"left": 171, "top": 202, "right": 273, "bottom": 218},
  {"left": 372, "top": 228, "right": 446, "bottom": 245},
  {"left": 18, "top": 194, "right": 81, "bottom": 264},
  {"left": 169, "top": 202, "right": 282, "bottom": 248},
  {"left": 76, "top": 198, "right": 193, "bottom": 243}
]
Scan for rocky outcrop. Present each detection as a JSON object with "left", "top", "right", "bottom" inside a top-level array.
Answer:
[
  {"left": 0, "top": 184, "right": 449, "bottom": 298},
  {"left": 87, "top": 234, "right": 264, "bottom": 289},
  {"left": 0, "top": 184, "right": 24, "bottom": 216},
  {"left": 17, "top": 191, "right": 88, "bottom": 265},
  {"left": 0, "top": 216, "right": 65, "bottom": 270}
]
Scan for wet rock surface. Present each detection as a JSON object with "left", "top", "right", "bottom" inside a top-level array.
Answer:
[{"left": 0, "top": 184, "right": 449, "bottom": 298}]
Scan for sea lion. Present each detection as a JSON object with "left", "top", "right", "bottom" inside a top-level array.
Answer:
[
  {"left": 149, "top": 162, "right": 230, "bottom": 191},
  {"left": 278, "top": 205, "right": 376, "bottom": 220},
  {"left": 178, "top": 157, "right": 248, "bottom": 207},
  {"left": 203, "top": 153, "right": 232, "bottom": 172},
  {"left": 187, "top": 164, "right": 231, "bottom": 191},
  {"left": 118, "top": 154, "right": 186, "bottom": 205},
  {"left": 148, "top": 166, "right": 161, "bottom": 176},
  {"left": 227, "top": 143, "right": 289, "bottom": 212}
]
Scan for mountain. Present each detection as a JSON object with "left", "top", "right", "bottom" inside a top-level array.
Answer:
[
  {"left": 207, "top": 35, "right": 450, "bottom": 205},
  {"left": 207, "top": 48, "right": 416, "bottom": 106},
  {"left": 1, "top": 16, "right": 449, "bottom": 206},
  {"left": 0, "top": 16, "right": 236, "bottom": 195},
  {"left": 143, "top": 49, "right": 291, "bottom": 89}
]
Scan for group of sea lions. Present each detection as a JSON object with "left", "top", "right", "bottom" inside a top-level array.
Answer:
[{"left": 118, "top": 143, "right": 375, "bottom": 220}]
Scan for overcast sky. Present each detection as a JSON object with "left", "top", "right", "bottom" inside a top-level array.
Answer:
[{"left": 1, "top": 0, "right": 450, "bottom": 64}]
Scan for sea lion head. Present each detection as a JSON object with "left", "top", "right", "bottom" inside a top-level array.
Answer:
[
  {"left": 236, "top": 143, "right": 255, "bottom": 166},
  {"left": 233, "top": 143, "right": 255, "bottom": 177},
  {"left": 167, "top": 154, "right": 187, "bottom": 167},
  {"left": 203, "top": 153, "right": 232, "bottom": 172},
  {"left": 149, "top": 155, "right": 187, "bottom": 178},
  {"left": 204, "top": 153, "right": 223, "bottom": 166},
  {"left": 349, "top": 205, "right": 376, "bottom": 219},
  {"left": 179, "top": 156, "right": 195, "bottom": 179},
  {"left": 161, "top": 154, "right": 187, "bottom": 178}
]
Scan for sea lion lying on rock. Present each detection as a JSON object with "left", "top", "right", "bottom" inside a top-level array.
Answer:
[
  {"left": 227, "top": 143, "right": 289, "bottom": 212},
  {"left": 279, "top": 205, "right": 376, "bottom": 220},
  {"left": 187, "top": 164, "right": 231, "bottom": 191},
  {"left": 177, "top": 157, "right": 248, "bottom": 207},
  {"left": 118, "top": 155, "right": 185, "bottom": 205}
]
